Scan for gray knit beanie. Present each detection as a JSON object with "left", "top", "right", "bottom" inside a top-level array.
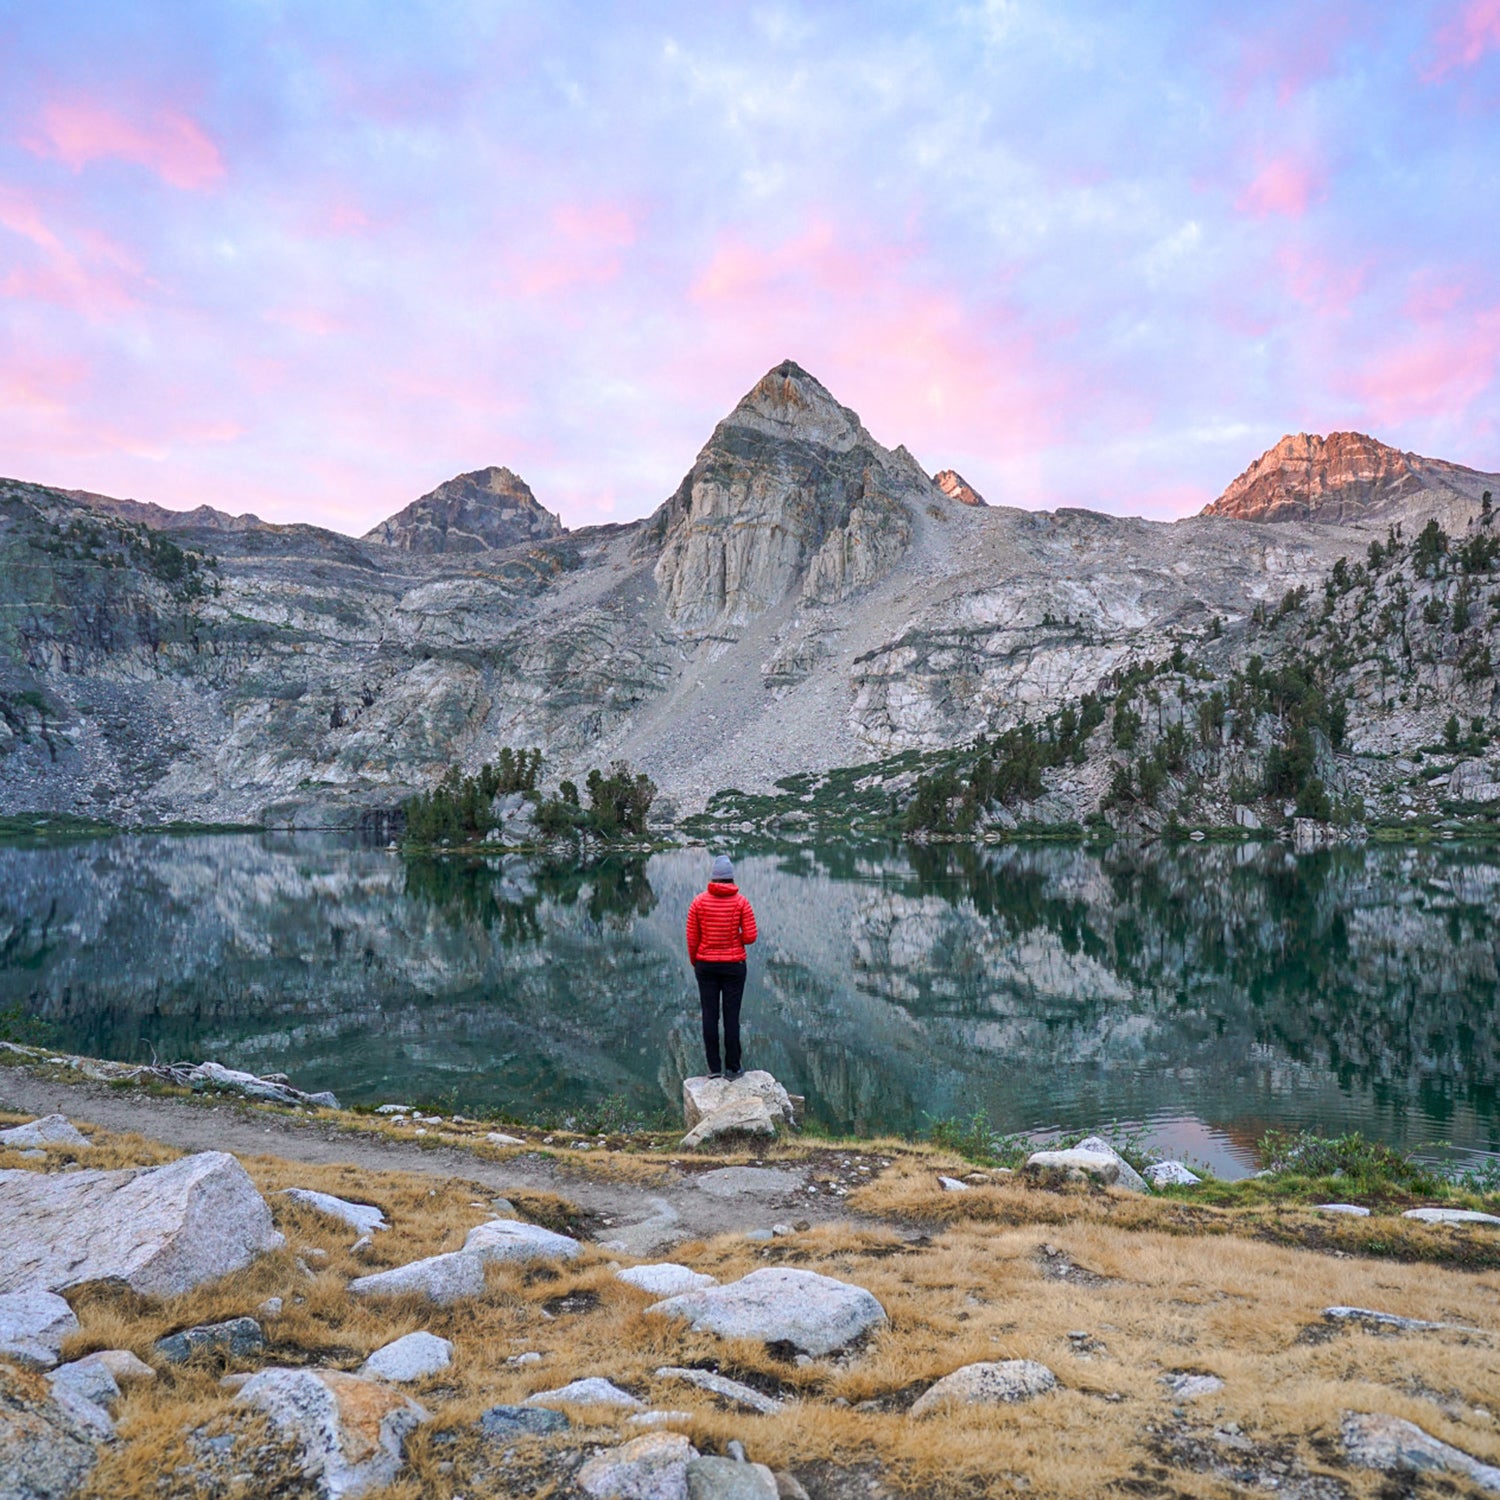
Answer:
[{"left": 711, "top": 854, "right": 734, "bottom": 882}]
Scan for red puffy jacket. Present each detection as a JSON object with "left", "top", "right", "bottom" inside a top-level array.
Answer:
[{"left": 686, "top": 882, "right": 758, "bottom": 964}]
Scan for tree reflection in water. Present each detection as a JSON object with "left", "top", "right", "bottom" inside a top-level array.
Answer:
[{"left": 0, "top": 833, "right": 1496, "bottom": 1162}]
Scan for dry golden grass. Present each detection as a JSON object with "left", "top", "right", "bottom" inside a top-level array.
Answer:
[{"left": 7, "top": 1110, "right": 1500, "bottom": 1497}]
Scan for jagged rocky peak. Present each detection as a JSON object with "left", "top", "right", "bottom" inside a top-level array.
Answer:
[
  {"left": 364, "top": 466, "right": 563, "bottom": 554},
  {"left": 651, "top": 360, "right": 925, "bottom": 629},
  {"left": 933, "top": 469, "right": 986, "bottom": 506},
  {"left": 1202, "top": 431, "right": 1493, "bottom": 523}
]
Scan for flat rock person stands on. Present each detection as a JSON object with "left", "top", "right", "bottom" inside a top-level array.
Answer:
[{"left": 686, "top": 855, "right": 758, "bottom": 1079}]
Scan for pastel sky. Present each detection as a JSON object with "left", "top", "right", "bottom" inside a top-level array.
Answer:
[{"left": 2, "top": 2, "right": 1499, "bottom": 534}]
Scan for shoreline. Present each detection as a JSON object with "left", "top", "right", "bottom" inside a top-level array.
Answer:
[{"left": 5, "top": 1055, "right": 1500, "bottom": 1496}]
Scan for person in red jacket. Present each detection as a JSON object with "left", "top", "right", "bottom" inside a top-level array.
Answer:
[{"left": 685, "top": 853, "right": 758, "bottom": 1079}]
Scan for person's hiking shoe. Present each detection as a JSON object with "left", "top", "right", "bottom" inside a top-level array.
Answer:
[
  {"left": 708, "top": 1070, "right": 724, "bottom": 1080},
  {"left": 725, "top": 1068, "right": 744, "bottom": 1081}
]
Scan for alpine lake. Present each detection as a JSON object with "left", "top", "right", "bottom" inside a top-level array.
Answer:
[{"left": 3, "top": 830, "right": 1498, "bottom": 1179}]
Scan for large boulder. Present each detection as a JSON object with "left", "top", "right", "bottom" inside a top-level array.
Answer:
[
  {"left": 0, "top": 1116, "right": 88, "bottom": 1149},
  {"left": 524, "top": 1377, "right": 644, "bottom": 1411},
  {"left": 617, "top": 1265, "right": 718, "bottom": 1297},
  {"left": 348, "top": 1250, "right": 486, "bottom": 1306},
  {"left": 1342, "top": 1411, "right": 1500, "bottom": 1490},
  {"left": 682, "top": 1073, "right": 796, "bottom": 1132},
  {"left": 577, "top": 1431, "right": 697, "bottom": 1500},
  {"left": 0, "top": 1363, "right": 102, "bottom": 1500},
  {"left": 1025, "top": 1137, "right": 1148, "bottom": 1194},
  {"left": 687, "top": 1454, "right": 779, "bottom": 1499},
  {"left": 0, "top": 1290, "right": 79, "bottom": 1369},
  {"left": 681, "top": 1096, "right": 777, "bottom": 1149},
  {"left": 1449, "top": 759, "right": 1500, "bottom": 805},
  {"left": 358, "top": 1332, "right": 453, "bottom": 1383},
  {"left": 0, "top": 1152, "right": 283, "bottom": 1298},
  {"left": 154, "top": 1316, "right": 265, "bottom": 1365},
  {"left": 648, "top": 1267, "right": 887, "bottom": 1357},
  {"left": 909, "top": 1360, "right": 1057, "bottom": 1417},
  {"left": 236, "top": 1367, "right": 430, "bottom": 1500},
  {"left": 463, "top": 1219, "right": 581, "bottom": 1263}
]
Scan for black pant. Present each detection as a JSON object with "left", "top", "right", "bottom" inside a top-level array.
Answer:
[{"left": 696, "top": 960, "right": 746, "bottom": 1074}]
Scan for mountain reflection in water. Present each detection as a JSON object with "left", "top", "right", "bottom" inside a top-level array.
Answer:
[{"left": 2, "top": 833, "right": 1496, "bottom": 1176}]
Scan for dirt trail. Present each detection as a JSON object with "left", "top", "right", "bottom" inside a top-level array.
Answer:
[{"left": 0, "top": 1071, "right": 881, "bottom": 1254}]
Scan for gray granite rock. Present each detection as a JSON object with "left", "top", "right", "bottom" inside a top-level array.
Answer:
[
  {"left": 0, "top": 1151, "right": 283, "bottom": 1298},
  {"left": 1144, "top": 1161, "right": 1201, "bottom": 1187},
  {"left": 1161, "top": 1371, "right": 1224, "bottom": 1400},
  {"left": 1027, "top": 1139, "right": 1148, "bottom": 1193},
  {"left": 523, "top": 1377, "right": 644, "bottom": 1410},
  {"left": 687, "top": 1454, "right": 780, "bottom": 1499},
  {"left": 655, "top": 1366, "right": 783, "bottom": 1414},
  {"left": 236, "top": 1367, "right": 430, "bottom": 1500},
  {"left": 1403, "top": 1207, "right": 1500, "bottom": 1227},
  {"left": 462, "top": 1218, "right": 581, "bottom": 1264},
  {"left": 359, "top": 1331, "right": 453, "bottom": 1383},
  {"left": 1342, "top": 1411, "right": 1500, "bottom": 1490},
  {"left": 154, "top": 1316, "right": 265, "bottom": 1365},
  {"left": 0, "top": 1116, "right": 87, "bottom": 1149},
  {"left": 76, "top": 1349, "right": 154, "bottom": 1389},
  {"left": 649, "top": 1268, "right": 887, "bottom": 1357},
  {"left": 281, "top": 1189, "right": 388, "bottom": 1237},
  {"left": 690, "top": 1168, "right": 805, "bottom": 1200},
  {"left": 618, "top": 1264, "right": 718, "bottom": 1297},
  {"left": 48, "top": 1357, "right": 120, "bottom": 1410},
  {"left": 477, "top": 1403, "right": 570, "bottom": 1440},
  {"left": 1322, "top": 1306, "right": 1477, "bottom": 1334},
  {"left": 578, "top": 1431, "right": 697, "bottom": 1500},
  {"left": 681, "top": 1096, "right": 778, "bottom": 1148},
  {"left": 682, "top": 1072, "right": 797, "bottom": 1132},
  {"left": 348, "top": 1249, "right": 486, "bottom": 1305},
  {"left": 1315, "top": 1203, "right": 1370, "bottom": 1216},
  {"left": 910, "top": 1359, "right": 1057, "bottom": 1417},
  {"left": 0, "top": 1363, "right": 102, "bottom": 1500},
  {"left": 0, "top": 1290, "right": 78, "bottom": 1369}
]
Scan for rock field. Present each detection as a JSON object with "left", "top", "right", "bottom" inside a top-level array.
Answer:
[{"left": 2, "top": 1072, "right": 1500, "bottom": 1499}]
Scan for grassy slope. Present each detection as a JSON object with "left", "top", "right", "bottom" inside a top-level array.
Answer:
[{"left": 5, "top": 1069, "right": 1500, "bottom": 1498}]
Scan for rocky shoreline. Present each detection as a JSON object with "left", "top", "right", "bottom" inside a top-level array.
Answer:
[{"left": 3, "top": 1056, "right": 1500, "bottom": 1498}]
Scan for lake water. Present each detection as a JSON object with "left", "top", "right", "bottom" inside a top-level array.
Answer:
[{"left": 2, "top": 833, "right": 1497, "bottom": 1177}]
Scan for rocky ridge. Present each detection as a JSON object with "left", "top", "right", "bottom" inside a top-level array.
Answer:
[
  {"left": 932, "top": 468, "right": 986, "bottom": 506},
  {"left": 0, "top": 368, "right": 1496, "bottom": 829},
  {"left": 1201, "top": 430, "right": 1492, "bottom": 523},
  {"left": 362, "top": 465, "right": 564, "bottom": 553}
]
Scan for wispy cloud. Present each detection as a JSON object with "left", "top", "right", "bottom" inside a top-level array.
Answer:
[
  {"left": 0, "top": 1, "right": 1495, "bottom": 528},
  {"left": 1424, "top": 0, "right": 1500, "bottom": 79},
  {"left": 27, "top": 101, "right": 225, "bottom": 191}
]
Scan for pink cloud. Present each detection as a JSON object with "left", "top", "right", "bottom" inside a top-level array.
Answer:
[
  {"left": 1349, "top": 303, "right": 1500, "bottom": 425},
  {"left": 0, "top": 350, "right": 88, "bottom": 415},
  {"left": 1425, "top": 0, "right": 1500, "bottom": 78},
  {"left": 28, "top": 101, "right": 225, "bottom": 190},
  {"left": 0, "top": 186, "right": 140, "bottom": 316},
  {"left": 1273, "top": 244, "right": 1367, "bottom": 313},
  {"left": 1222, "top": 8, "right": 1354, "bottom": 107},
  {"left": 682, "top": 219, "right": 1065, "bottom": 496},
  {"left": 263, "top": 306, "right": 346, "bottom": 337},
  {"left": 503, "top": 200, "right": 639, "bottom": 299},
  {"left": 1235, "top": 157, "right": 1322, "bottom": 218}
]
